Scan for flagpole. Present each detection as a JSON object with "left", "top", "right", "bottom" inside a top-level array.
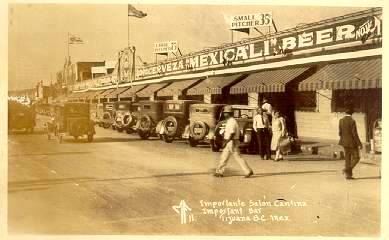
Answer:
[{"left": 67, "top": 32, "right": 70, "bottom": 60}]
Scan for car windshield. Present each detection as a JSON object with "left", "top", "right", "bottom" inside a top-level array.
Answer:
[
  {"left": 117, "top": 104, "right": 128, "bottom": 110},
  {"left": 193, "top": 108, "right": 210, "bottom": 113}
]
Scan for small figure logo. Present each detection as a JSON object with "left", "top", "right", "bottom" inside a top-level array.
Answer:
[{"left": 172, "top": 200, "right": 194, "bottom": 224}]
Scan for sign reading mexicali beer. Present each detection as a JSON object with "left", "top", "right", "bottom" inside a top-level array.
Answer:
[
  {"left": 230, "top": 13, "right": 272, "bottom": 29},
  {"left": 137, "top": 12, "right": 382, "bottom": 79}
]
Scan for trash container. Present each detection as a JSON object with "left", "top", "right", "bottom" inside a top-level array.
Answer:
[{"left": 372, "top": 119, "right": 381, "bottom": 153}]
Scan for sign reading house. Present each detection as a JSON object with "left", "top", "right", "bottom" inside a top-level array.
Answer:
[
  {"left": 230, "top": 13, "right": 272, "bottom": 29},
  {"left": 154, "top": 41, "right": 178, "bottom": 54},
  {"left": 137, "top": 11, "right": 382, "bottom": 79}
]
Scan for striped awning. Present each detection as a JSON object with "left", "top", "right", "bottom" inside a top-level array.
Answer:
[
  {"left": 230, "top": 66, "right": 309, "bottom": 94},
  {"left": 119, "top": 84, "right": 148, "bottom": 98},
  {"left": 187, "top": 74, "right": 243, "bottom": 95},
  {"left": 106, "top": 87, "right": 129, "bottom": 99},
  {"left": 99, "top": 88, "right": 117, "bottom": 99},
  {"left": 298, "top": 58, "right": 381, "bottom": 91},
  {"left": 93, "top": 89, "right": 109, "bottom": 99},
  {"left": 136, "top": 83, "right": 170, "bottom": 98},
  {"left": 157, "top": 79, "right": 202, "bottom": 97}
]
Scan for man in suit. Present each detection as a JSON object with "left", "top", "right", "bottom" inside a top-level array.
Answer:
[{"left": 338, "top": 108, "right": 363, "bottom": 179}]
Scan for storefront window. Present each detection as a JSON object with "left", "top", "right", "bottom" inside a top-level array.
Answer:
[
  {"left": 294, "top": 91, "right": 316, "bottom": 111},
  {"left": 332, "top": 90, "right": 363, "bottom": 113}
]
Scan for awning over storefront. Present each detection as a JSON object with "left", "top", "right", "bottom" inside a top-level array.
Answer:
[
  {"left": 99, "top": 88, "right": 117, "bottom": 99},
  {"left": 298, "top": 58, "right": 381, "bottom": 91},
  {"left": 119, "top": 84, "right": 148, "bottom": 98},
  {"left": 106, "top": 87, "right": 128, "bottom": 99},
  {"left": 136, "top": 83, "right": 170, "bottom": 98},
  {"left": 92, "top": 89, "right": 109, "bottom": 99},
  {"left": 187, "top": 74, "right": 243, "bottom": 95},
  {"left": 157, "top": 79, "right": 202, "bottom": 97},
  {"left": 230, "top": 66, "right": 309, "bottom": 94},
  {"left": 67, "top": 92, "right": 84, "bottom": 100}
]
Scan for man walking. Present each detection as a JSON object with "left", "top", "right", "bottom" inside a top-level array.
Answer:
[
  {"left": 214, "top": 106, "right": 254, "bottom": 178},
  {"left": 338, "top": 108, "right": 363, "bottom": 179},
  {"left": 253, "top": 107, "right": 271, "bottom": 160}
]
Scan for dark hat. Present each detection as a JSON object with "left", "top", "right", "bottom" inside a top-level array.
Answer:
[{"left": 345, "top": 108, "right": 354, "bottom": 115}]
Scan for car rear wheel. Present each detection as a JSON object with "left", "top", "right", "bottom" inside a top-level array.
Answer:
[
  {"left": 189, "top": 137, "right": 198, "bottom": 147},
  {"left": 163, "top": 134, "right": 174, "bottom": 143},
  {"left": 87, "top": 134, "right": 94, "bottom": 142},
  {"left": 138, "top": 130, "right": 150, "bottom": 140}
]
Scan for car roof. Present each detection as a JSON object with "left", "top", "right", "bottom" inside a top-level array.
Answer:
[
  {"left": 191, "top": 103, "right": 226, "bottom": 108},
  {"left": 230, "top": 105, "right": 257, "bottom": 109}
]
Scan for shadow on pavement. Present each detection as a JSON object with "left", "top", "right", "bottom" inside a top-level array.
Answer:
[
  {"left": 9, "top": 151, "right": 90, "bottom": 157},
  {"left": 249, "top": 169, "right": 338, "bottom": 178},
  {"left": 352, "top": 176, "right": 381, "bottom": 180},
  {"left": 8, "top": 130, "right": 47, "bottom": 135},
  {"left": 285, "top": 157, "right": 341, "bottom": 161},
  {"left": 8, "top": 177, "right": 94, "bottom": 191},
  {"left": 8, "top": 186, "right": 50, "bottom": 193}
]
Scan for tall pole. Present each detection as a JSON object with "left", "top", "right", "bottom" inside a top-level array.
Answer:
[
  {"left": 67, "top": 32, "right": 70, "bottom": 60},
  {"left": 127, "top": 15, "right": 130, "bottom": 48}
]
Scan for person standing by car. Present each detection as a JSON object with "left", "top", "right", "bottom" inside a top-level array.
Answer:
[
  {"left": 253, "top": 107, "right": 271, "bottom": 160},
  {"left": 338, "top": 108, "right": 363, "bottom": 180},
  {"left": 214, "top": 106, "right": 254, "bottom": 178},
  {"left": 271, "top": 111, "right": 287, "bottom": 161}
]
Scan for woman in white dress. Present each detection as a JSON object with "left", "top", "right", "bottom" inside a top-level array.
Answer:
[{"left": 271, "top": 111, "right": 287, "bottom": 161}]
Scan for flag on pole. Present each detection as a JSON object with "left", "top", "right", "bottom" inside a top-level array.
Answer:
[
  {"left": 128, "top": 4, "right": 147, "bottom": 18},
  {"left": 69, "top": 34, "right": 84, "bottom": 44}
]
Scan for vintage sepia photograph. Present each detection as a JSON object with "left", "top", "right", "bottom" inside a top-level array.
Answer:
[{"left": 4, "top": 0, "right": 385, "bottom": 238}]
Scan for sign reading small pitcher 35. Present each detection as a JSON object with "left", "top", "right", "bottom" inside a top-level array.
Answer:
[
  {"left": 154, "top": 41, "right": 178, "bottom": 54},
  {"left": 230, "top": 13, "right": 272, "bottom": 29}
]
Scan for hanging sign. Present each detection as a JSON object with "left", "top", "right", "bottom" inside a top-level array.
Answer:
[
  {"left": 154, "top": 41, "right": 178, "bottom": 54},
  {"left": 229, "top": 13, "right": 272, "bottom": 29}
]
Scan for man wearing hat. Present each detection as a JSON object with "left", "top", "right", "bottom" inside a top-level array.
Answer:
[
  {"left": 338, "top": 108, "right": 363, "bottom": 179},
  {"left": 214, "top": 105, "right": 254, "bottom": 178},
  {"left": 261, "top": 98, "right": 273, "bottom": 123}
]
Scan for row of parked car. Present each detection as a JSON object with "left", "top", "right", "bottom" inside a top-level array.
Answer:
[{"left": 91, "top": 100, "right": 259, "bottom": 153}]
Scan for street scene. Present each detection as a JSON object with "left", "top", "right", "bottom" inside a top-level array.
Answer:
[{"left": 7, "top": 3, "right": 382, "bottom": 237}]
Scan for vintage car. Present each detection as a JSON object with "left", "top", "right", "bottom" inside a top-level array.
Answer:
[
  {"left": 124, "top": 102, "right": 141, "bottom": 134},
  {"left": 112, "top": 101, "right": 132, "bottom": 132},
  {"left": 8, "top": 101, "right": 36, "bottom": 133},
  {"left": 99, "top": 102, "right": 114, "bottom": 129},
  {"left": 210, "top": 105, "right": 258, "bottom": 153},
  {"left": 182, "top": 103, "right": 226, "bottom": 147},
  {"left": 113, "top": 101, "right": 140, "bottom": 133},
  {"left": 135, "top": 100, "right": 164, "bottom": 140},
  {"left": 54, "top": 102, "right": 96, "bottom": 142},
  {"left": 157, "top": 100, "right": 202, "bottom": 143}
]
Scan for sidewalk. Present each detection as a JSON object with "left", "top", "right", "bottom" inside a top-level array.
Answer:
[{"left": 296, "top": 137, "right": 381, "bottom": 166}]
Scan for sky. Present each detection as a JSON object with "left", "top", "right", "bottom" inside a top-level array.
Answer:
[{"left": 7, "top": 2, "right": 374, "bottom": 91}]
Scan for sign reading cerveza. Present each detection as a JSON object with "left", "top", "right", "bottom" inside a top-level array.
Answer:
[
  {"left": 154, "top": 41, "right": 178, "bottom": 54},
  {"left": 137, "top": 13, "right": 381, "bottom": 79},
  {"left": 230, "top": 13, "right": 272, "bottom": 29}
]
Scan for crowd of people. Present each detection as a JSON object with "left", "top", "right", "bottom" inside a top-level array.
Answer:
[{"left": 214, "top": 98, "right": 362, "bottom": 181}]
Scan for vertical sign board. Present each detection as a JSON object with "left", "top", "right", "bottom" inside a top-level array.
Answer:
[{"left": 118, "top": 48, "right": 135, "bottom": 83}]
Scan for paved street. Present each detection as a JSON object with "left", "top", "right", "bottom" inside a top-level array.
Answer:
[{"left": 8, "top": 115, "right": 381, "bottom": 236}]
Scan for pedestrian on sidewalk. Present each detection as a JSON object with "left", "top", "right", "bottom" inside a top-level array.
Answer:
[
  {"left": 214, "top": 106, "right": 254, "bottom": 178},
  {"left": 253, "top": 107, "right": 271, "bottom": 160},
  {"left": 261, "top": 98, "right": 273, "bottom": 124},
  {"left": 271, "top": 111, "right": 287, "bottom": 161},
  {"left": 338, "top": 108, "right": 363, "bottom": 180}
]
